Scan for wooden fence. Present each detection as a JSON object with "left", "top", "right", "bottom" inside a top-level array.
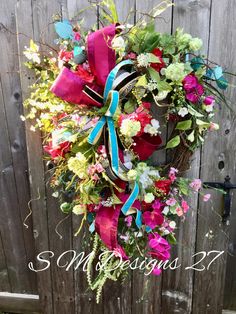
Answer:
[{"left": 0, "top": 0, "right": 236, "bottom": 313}]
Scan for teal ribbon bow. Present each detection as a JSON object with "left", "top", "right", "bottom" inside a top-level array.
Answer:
[{"left": 87, "top": 60, "right": 142, "bottom": 228}]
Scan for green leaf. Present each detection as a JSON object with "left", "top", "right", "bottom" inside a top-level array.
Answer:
[
  {"left": 196, "top": 119, "right": 210, "bottom": 128},
  {"left": 148, "top": 67, "right": 160, "bottom": 82},
  {"left": 166, "top": 135, "right": 180, "bottom": 149},
  {"left": 156, "top": 80, "right": 172, "bottom": 92},
  {"left": 187, "top": 105, "right": 204, "bottom": 117},
  {"left": 147, "top": 53, "right": 161, "bottom": 63},
  {"left": 136, "top": 75, "right": 147, "bottom": 87},
  {"left": 124, "top": 100, "right": 135, "bottom": 114},
  {"left": 176, "top": 119, "right": 192, "bottom": 130},
  {"left": 167, "top": 233, "right": 177, "bottom": 245}
]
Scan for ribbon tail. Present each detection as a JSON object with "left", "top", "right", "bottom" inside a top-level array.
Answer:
[
  {"left": 121, "top": 181, "right": 139, "bottom": 215},
  {"left": 88, "top": 116, "right": 106, "bottom": 145},
  {"left": 107, "top": 117, "right": 119, "bottom": 175}
]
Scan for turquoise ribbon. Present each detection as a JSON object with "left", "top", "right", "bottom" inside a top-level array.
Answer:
[{"left": 87, "top": 60, "right": 141, "bottom": 227}]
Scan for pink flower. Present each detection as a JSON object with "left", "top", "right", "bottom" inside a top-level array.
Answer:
[
  {"left": 203, "top": 193, "right": 211, "bottom": 202},
  {"left": 166, "top": 198, "right": 176, "bottom": 206},
  {"left": 185, "top": 84, "right": 204, "bottom": 103},
  {"left": 203, "top": 96, "right": 215, "bottom": 105},
  {"left": 152, "top": 267, "right": 162, "bottom": 276},
  {"left": 148, "top": 233, "right": 171, "bottom": 261},
  {"left": 95, "top": 163, "right": 104, "bottom": 173},
  {"left": 181, "top": 200, "right": 189, "bottom": 213},
  {"left": 176, "top": 207, "right": 184, "bottom": 216},
  {"left": 44, "top": 141, "right": 70, "bottom": 159},
  {"left": 125, "top": 215, "right": 133, "bottom": 227},
  {"left": 143, "top": 208, "right": 164, "bottom": 229},
  {"left": 169, "top": 167, "right": 178, "bottom": 182},
  {"left": 97, "top": 145, "right": 107, "bottom": 157},
  {"left": 190, "top": 179, "right": 202, "bottom": 191},
  {"left": 126, "top": 52, "right": 137, "bottom": 60},
  {"left": 183, "top": 74, "right": 198, "bottom": 92}
]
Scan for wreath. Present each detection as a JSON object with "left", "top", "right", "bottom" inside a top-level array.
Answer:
[{"left": 23, "top": 0, "right": 231, "bottom": 302}]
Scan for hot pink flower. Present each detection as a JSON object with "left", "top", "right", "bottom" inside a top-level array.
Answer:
[
  {"left": 152, "top": 267, "right": 162, "bottom": 276},
  {"left": 203, "top": 96, "right": 215, "bottom": 105},
  {"left": 190, "top": 178, "right": 202, "bottom": 191},
  {"left": 185, "top": 84, "right": 204, "bottom": 103},
  {"left": 148, "top": 233, "right": 171, "bottom": 261},
  {"left": 143, "top": 208, "right": 164, "bottom": 229},
  {"left": 183, "top": 74, "right": 198, "bottom": 92},
  {"left": 181, "top": 200, "right": 189, "bottom": 213},
  {"left": 152, "top": 199, "right": 162, "bottom": 211}
]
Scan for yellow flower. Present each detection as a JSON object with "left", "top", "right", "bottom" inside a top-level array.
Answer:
[
  {"left": 68, "top": 152, "right": 87, "bottom": 178},
  {"left": 72, "top": 204, "right": 86, "bottom": 215}
]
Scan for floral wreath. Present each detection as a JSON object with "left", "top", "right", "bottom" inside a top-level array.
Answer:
[{"left": 23, "top": 0, "right": 231, "bottom": 302}]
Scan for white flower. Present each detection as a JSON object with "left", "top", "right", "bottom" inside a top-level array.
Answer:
[
  {"left": 156, "top": 90, "right": 169, "bottom": 101},
  {"left": 144, "top": 119, "right": 160, "bottom": 136},
  {"left": 147, "top": 81, "right": 158, "bottom": 91},
  {"left": 162, "top": 206, "right": 170, "bottom": 215},
  {"left": 137, "top": 53, "right": 150, "bottom": 68},
  {"left": 120, "top": 119, "right": 141, "bottom": 138},
  {"left": 169, "top": 221, "right": 176, "bottom": 229},
  {"left": 123, "top": 151, "right": 133, "bottom": 169},
  {"left": 205, "top": 104, "right": 213, "bottom": 112},
  {"left": 144, "top": 193, "right": 155, "bottom": 203},
  {"left": 178, "top": 107, "right": 188, "bottom": 117},
  {"left": 112, "top": 36, "right": 126, "bottom": 50}
]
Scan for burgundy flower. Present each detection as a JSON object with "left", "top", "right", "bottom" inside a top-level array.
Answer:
[{"left": 155, "top": 179, "right": 172, "bottom": 195}]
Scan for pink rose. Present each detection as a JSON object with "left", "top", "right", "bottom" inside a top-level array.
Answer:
[{"left": 190, "top": 179, "right": 202, "bottom": 191}]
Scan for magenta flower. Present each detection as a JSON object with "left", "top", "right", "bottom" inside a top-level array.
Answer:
[
  {"left": 183, "top": 74, "right": 198, "bottom": 92},
  {"left": 143, "top": 208, "right": 164, "bottom": 229},
  {"left": 148, "top": 233, "right": 171, "bottom": 261},
  {"left": 125, "top": 215, "right": 133, "bottom": 227},
  {"left": 185, "top": 84, "right": 204, "bottom": 103},
  {"left": 203, "top": 95, "right": 215, "bottom": 105},
  {"left": 152, "top": 199, "right": 162, "bottom": 210},
  {"left": 152, "top": 267, "right": 162, "bottom": 276}
]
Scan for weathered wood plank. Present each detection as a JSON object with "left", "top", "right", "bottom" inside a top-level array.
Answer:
[
  {"left": 0, "top": 292, "right": 41, "bottom": 314},
  {"left": 193, "top": 0, "right": 236, "bottom": 313},
  {"left": 29, "top": 0, "right": 76, "bottom": 313},
  {"left": 161, "top": 1, "right": 212, "bottom": 313},
  {"left": 133, "top": 1, "right": 173, "bottom": 314},
  {"left": 0, "top": 0, "right": 37, "bottom": 294},
  {"left": 16, "top": 0, "right": 54, "bottom": 312}
]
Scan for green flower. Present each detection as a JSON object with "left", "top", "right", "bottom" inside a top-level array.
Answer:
[
  {"left": 189, "top": 38, "right": 203, "bottom": 51},
  {"left": 127, "top": 169, "right": 138, "bottom": 181},
  {"left": 165, "top": 63, "right": 186, "bottom": 82},
  {"left": 120, "top": 119, "right": 141, "bottom": 138},
  {"left": 68, "top": 152, "right": 88, "bottom": 178},
  {"left": 144, "top": 192, "right": 155, "bottom": 203}
]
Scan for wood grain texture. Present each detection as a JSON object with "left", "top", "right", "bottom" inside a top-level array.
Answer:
[
  {"left": 16, "top": 0, "right": 54, "bottom": 312},
  {"left": 193, "top": 0, "right": 236, "bottom": 313},
  {"left": 133, "top": 1, "right": 173, "bottom": 314},
  {"left": 161, "top": 1, "right": 212, "bottom": 313},
  {"left": 0, "top": 0, "right": 37, "bottom": 294}
]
